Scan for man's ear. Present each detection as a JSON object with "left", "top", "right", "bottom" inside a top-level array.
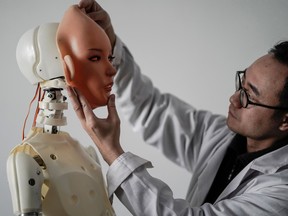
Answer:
[
  {"left": 63, "top": 55, "right": 75, "bottom": 83},
  {"left": 279, "top": 114, "right": 288, "bottom": 131}
]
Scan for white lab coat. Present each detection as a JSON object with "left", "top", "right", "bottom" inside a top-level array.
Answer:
[{"left": 106, "top": 37, "right": 288, "bottom": 215}]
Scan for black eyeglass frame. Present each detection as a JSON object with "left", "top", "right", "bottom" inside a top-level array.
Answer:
[{"left": 235, "top": 70, "right": 288, "bottom": 110}]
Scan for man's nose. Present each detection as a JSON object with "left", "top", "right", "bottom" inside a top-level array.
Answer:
[{"left": 229, "top": 90, "right": 242, "bottom": 108}]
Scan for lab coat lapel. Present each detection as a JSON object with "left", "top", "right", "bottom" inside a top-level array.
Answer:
[
  {"left": 215, "top": 144, "right": 288, "bottom": 202},
  {"left": 215, "top": 162, "right": 252, "bottom": 202},
  {"left": 195, "top": 143, "right": 228, "bottom": 205}
]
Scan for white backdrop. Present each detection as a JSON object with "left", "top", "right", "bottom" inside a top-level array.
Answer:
[{"left": 1, "top": 0, "right": 288, "bottom": 215}]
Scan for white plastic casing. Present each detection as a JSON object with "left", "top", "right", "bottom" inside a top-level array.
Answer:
[
  {"left": 16, "top": 23, "right": 64, "bottom": 85},
  {"left": 7, "top": 128, "right": 115, "bottom": 216},
  {"left": 7, "top": 152, "right": 44, "bottom": 215}
]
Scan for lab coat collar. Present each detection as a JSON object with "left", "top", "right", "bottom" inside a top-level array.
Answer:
[
  {"left": 251, "top": 143, "right": 288, "bottom": 174},
  {"left": 216, "top": 143, "right": 288, "bottom": 202}
]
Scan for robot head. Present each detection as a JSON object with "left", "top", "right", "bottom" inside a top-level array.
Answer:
[
  {"left": 57, "top": 5, "right": 116, "bottom": 109},
  {"left": 16, "top": 23, "right": 64, "bottom": 85}
]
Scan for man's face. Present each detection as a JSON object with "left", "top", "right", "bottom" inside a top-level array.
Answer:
[{"left": 227, "top": 54, "right": 288, "bottom": 143}]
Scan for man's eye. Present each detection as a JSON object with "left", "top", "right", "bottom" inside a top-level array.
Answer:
[
  {"left": 246, "top": 91, "right": 256, "bottom": 102},
  {"left": 89, "top": 56, "right": 101, "bottom": 62}
]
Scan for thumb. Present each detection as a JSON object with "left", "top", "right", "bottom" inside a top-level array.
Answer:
[{"left": 107, "top": 94, "right": 119, "bottom": 122}]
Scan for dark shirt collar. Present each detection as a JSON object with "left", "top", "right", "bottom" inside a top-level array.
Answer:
[
  {"left": 203, "top": 134, "right": 288, "bottom": 204},
  {"left": 229, "top": 134, "right": 288, "bottom": 168},
  {"left": 226, "top": 134, "right": 288, "bottom": 180}
]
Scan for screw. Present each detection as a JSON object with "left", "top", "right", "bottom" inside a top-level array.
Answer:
[
  {"left": 28, "top": 178, "right": 35, "bottom": 186},
  {"left": 47, "top": 93, "right": 53, "bottom": 98},
  {"left": 50, "top": 154, "right": 57, "bottom": 160}
]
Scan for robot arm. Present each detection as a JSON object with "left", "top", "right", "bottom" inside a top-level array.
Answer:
[{"left": 7, "top": 147, "right": 44, "bottom": 216}]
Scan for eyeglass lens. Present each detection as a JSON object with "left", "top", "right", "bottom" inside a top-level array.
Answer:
[
  {"left": 240, "top": 90, "right": 248, "bottom": 108},
  {"left": 235, "top": 71, "right": 242, "bottom": 91},
  {"left": 235, "top": 71, "right": 248, "bottom": 108}
]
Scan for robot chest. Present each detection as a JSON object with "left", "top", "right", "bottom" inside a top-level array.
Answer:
[{"left": 28, "top": 139, "right": 114, "bottom": 215}]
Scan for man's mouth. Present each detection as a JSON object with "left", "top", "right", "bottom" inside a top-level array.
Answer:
[{"left": 228, "top": 105, "right": 237, "bottom": 119}]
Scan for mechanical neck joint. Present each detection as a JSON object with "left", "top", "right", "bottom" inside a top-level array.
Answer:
[{"left": 36, "top": 78, "right": 68, "bottom": 134}]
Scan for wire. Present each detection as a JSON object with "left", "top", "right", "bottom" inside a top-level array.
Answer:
[{"left": 22, "top": 84, "right": 41, "bottom": 140}]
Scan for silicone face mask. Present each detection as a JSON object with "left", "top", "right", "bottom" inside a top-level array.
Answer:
[{"left": 57, "top": 5, "right": 116, "bottom": 109}]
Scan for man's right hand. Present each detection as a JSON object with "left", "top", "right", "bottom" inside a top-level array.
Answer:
[
  {"left": 78, "top": 0, "right": 116, "bottom": 48},
  {"left": 66, "top": 86, "right": 124, "bottom": 165}
]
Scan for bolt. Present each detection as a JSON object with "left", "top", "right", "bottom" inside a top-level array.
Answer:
[
  {"left": 50, "top": 154, "right": 57, "bottom": 160},
  {"left": 28, "top": 178, "right": 35, "bottom": 186},
  {"left": 47, "top": 93, "right": 53, "bottom": 98}
]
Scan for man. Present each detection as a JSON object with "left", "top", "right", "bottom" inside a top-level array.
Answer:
[{"left": 67, "top": 0, "right": 288, "bottom": 215}]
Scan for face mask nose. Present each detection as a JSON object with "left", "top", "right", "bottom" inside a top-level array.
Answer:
[{"left": 106, "top": 64, "right": 117, "bottom": 77}]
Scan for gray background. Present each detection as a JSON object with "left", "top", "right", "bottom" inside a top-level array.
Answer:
[{"left": 1, "top": 0, "right": 288, "bottom": 215}]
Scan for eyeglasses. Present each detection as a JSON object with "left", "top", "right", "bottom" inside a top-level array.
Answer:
[{"left": 235, "top": 70, "right": 288, "bottom": 110}]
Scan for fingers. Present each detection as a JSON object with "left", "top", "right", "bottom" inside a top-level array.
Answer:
[
  {"left": 66, "top": 86, "right": 79, "bottom": 111},
  {"left": 78, "top": 0, "right": 116, "bottom": 47},
  {"left": 74, "top": 89, "right": 97, "bottom": 124},
  {"left": 107, "top": 94, "right": 120, "bottom": 124},
  {"left": 78, "top": 0, "right": 102, "bottom": 13},
  {"left": 67, "top": 86, "right": 101, "bottom": 139},
  {"left": 78, "top": 0, "right": 109, "bottom": 27},
  {"left": 66, "top": 86, "right": 86, "bottom": 123},
  {"left": 78, "top": 0, "right": 93, "bottom": 9},
  {"left": 67, "top": 86, "right": 122, "bottom": 165},
  {"left": 87, "top": 12, "right": 111, "bottom": 28}
]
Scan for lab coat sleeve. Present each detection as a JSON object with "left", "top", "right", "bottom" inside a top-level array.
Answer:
[
  {"left": 109, "top": 37, "right": 288, "bottom": 216},
  {"left": 112, "top": 37, "right": 229, "bottom": 172},
  {"left": 107, "top": 152, "right": 288, "bottom": 216}
]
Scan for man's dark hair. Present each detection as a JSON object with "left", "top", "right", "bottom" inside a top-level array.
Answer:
[
  {"left": 269, "top": 41, "right": 288, "bottom": 108},
  {"left": 269, "top": 41, "right": 288, "bottom": 67}
]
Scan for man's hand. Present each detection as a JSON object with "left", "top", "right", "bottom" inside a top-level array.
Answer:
[
  {"left": 67, "top": 86, "right": 124, "bottom": 165},
  {"left": 78, "top": 0, "right": 116, "bottom": 48}
]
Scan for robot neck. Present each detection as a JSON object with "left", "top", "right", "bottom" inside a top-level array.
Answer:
[{"left": 36, "top": 79, "right": 68, "bottom": 134}]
